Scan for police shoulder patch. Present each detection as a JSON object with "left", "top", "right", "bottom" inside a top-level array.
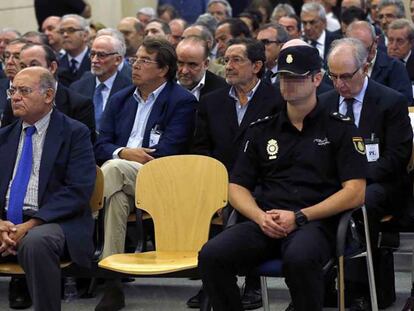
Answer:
[
  {"left": 249, "top": 114, "right": 276, "bottom": 127},
  {"left": 330, "top": 112, "right": 352, "bottom": 123}
]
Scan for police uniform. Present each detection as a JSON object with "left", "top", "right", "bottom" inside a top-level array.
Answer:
[{"left": 198, "top": 45, "right": 368, "bottom": 311}]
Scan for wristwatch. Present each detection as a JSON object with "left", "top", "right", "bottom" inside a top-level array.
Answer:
[{"left": 294, "top": 210, "right": 308, "bottom": 227}]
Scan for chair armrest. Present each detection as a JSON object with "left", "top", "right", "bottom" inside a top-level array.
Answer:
[
  {"left": 92, "top": 198, "right": 106, "bottom": 262},
  {"left": 336, "top": 206, "right": 363, "bottom": 257}
]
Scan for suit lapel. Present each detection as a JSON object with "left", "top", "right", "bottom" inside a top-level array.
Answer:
[
  {"left": 359, "top": 81, "right": 377, "bottom": 135},
  {"left": 38, "top": 110, "right": 64, "bottom": 203}
]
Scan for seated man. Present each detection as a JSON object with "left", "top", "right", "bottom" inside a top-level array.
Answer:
[
  {"left": 0, "top": 67, "right": 96, "bottom": 311},
  {"left": 198, "top": 40, "right": 368, "bottom": 311},
  {"left": 94, "top": 37, "right": 196, "bottom": 311}
]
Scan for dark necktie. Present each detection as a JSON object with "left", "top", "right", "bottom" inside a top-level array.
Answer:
[
  {"left": 7, "top": 126, "right": 36, "bottom": 224},
  {"left": 344, "top": 98, "right": 355, "bottom": 122},
  {"left": 93, "top": 83, "right": 106, "bottom": 131},
  {"left": 263, "top": 70, "right": 273, "bottom": 84},
  {"left": 70, "top": 58, "right": 78, "bottom": 74},
  {"left": 310, "top": 40, "right": 318, "bottom": 48}
]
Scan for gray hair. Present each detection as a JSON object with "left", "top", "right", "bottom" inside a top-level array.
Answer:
[
  {"left": 328, "top": 37, "right": 368, "bottom": 68},
  {"left": 95, "top": 32, "right": 126, "bottom": 57},
  {"left": 39, "top": 71, "right": 56, "bottom": 93},
  {"left": 208, "top": 0, "right": 233, "bottom": 17},
  {"left": 346, "top": 20, "right": 377, "bottom": 41},
  {"left": 301, "top": 2, "right": 327, "bottom": 22},
  {"left": 378, "top": 0, "right": 406, "bottom": 18},
  {"left": 259, "top": 23, "right": 290, "bottom": 43},
  {"left": 0, "top": 28, "right": 21, "bottom": 37},
  {"left": 195, "top": 14, "right": 218, "bottom": 36},
  {"left": 187, "top": 24, "right": 214, "bottom": 45},
  {"left": 61, "top": 14, "right": 90, "bottom": 31},
  {"left": 271, "top": 3, "right": 296, "bottom": 21},
  {"left": 389, "top": 18, "right": 414, "bottom": 41}
]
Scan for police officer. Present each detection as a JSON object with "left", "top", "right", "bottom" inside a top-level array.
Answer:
[{"left": 198, "top": 40, "right": 368, "bottom": 311}]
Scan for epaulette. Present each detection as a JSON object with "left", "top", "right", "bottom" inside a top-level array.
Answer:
[
  {"left": 249, "top": 114, "right": 276, "bottom": 127},
  {"left": 330, "top": 112, "right": 352, "bottom": 123}
]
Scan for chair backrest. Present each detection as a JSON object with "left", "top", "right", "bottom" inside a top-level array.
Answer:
[
  {"left": 90, "top": 166, "right": 104, "bottom": 213},
  {"left": 135, "top": 155, "right": 228, "bottom": 252}
]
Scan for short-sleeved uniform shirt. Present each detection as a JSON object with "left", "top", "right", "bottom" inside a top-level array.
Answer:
[{"left": 230, "top": 102, "right": 368, "bottom": 213}]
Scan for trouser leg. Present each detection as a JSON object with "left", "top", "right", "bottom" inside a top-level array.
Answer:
[
  {"left": 18, "top": 223, "right": 65, "bottom": 311},
  {"left": 101, "top": 159, "right": 142, "bottom": 258},
  {"left": 198, "top": 221, "right": 278, "bottom": 311},
  {"left": 282, "top": 222, "right": 333, "bottom": 311}
]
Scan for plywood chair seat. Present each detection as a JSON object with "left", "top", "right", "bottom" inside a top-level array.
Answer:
[
  {"left": 99, "top": 251, "right": 199, "bottom": 275},
  {"left": 98, "top": 155, "right": 228, "bottom": 278},
  {"left": 0, "top": 261, "right": 72, "bottom": 275}
]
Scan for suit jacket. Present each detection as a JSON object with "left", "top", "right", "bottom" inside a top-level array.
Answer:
[
  {"left": 199, "top": 70, "right": 227, "bottom": 99},
  {"left": 371, "top": 49, "right": 413, "bottom": 104},
  {"left": 405, "top": 49, "right": 414, "bottom": 82},
  {"left": 323, "top": 30, "right": 342, "bottom": 60},
  {"left": 94, "top": 81, "right": 197, "bottom": 163},
  {"left": 2, "top": 83, "right": 96, "bottom": 141},
  {"left": 0, "top": 109, "right": 96, "bottom": 267},
  {"left": 58, "top": 49, "right": 91, "bottom": 87},
  {"left": 191, "top": 81, "right": 283, "bottom": 172},
  {"left": 319, "top": 79, "right": 412, "bottom": 205},
  {"left": 0, "top": 78, "right": 9, "bottom": 118},
  {"left": 70, "top": 71, "right": 132, "bottom": 101}
]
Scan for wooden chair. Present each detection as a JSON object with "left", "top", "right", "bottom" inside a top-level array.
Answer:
[
  {"left": 0, "top": 165, "right": 105, "bottom": 275},
  {"left": 98, "top": 155, "right": 228, "bottom": 277}
]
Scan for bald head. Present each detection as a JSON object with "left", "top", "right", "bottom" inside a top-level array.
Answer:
[
  {"left": 11, "top": 67, "right": 56, "bottom": 124},
  {"left": 117, "top": 17, "right": 144, "bottom": 57},
  {"left": 281, "top": 38, "right": 311, "bottom": 50}
]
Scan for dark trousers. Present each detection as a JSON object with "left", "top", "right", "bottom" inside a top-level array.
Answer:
[
  {"left": 17, "top": 223, "right": 65, "bottom": 311},
  {"left": 198, "top": 220, "right": 333, "bottom": 311}
]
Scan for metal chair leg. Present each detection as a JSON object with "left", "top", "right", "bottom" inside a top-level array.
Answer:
[
  {"left": 362, "top": 205, "right": 378, "bottom": 311},
  {"left": 260, "top": 276, "right": 270, "bottom": 311},
  {"left": 337, "top": 255, "right": 345, "bottom": 311}
]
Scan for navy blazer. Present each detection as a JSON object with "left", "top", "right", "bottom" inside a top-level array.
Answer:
[
  {"left": 371, "top": 49, "right": 413, "bottom": 104},
  {"left": 94, "top": 81, "right": 197, "bottom": 163},
  {"left": 191, "top": 81, "right": 283, "bottom": 172},
  {"left": 70, "top": 71, "right": 132, "bottom": 100},
  {"left": 199, "top": 70, "right": 228, "bottom": 99},
  {"left": 0, "top": 78, "right": 9, "bottom": 118},
  {"left": 0, "top": 110, "right": 96, "bottom": 267},
  {"left": 405, "top": 49, "right": 414, "bottom": 82},
  {"left": 58, "top": 49, "right": 91, "bottom": 87},
  {"left": 319, "top": 79, "right": 412, "bottom": 201}
]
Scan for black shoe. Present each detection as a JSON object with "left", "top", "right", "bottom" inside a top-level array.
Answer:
[
  {"left": 95, "top": 283, "right": 125, "bottom": 311},
  {"left": 186, "top": 289, "right": 202, "bottom": 308},
  {"left": 350, "top": 296, "right": 371, "bottom": 311},
  {"left": 9, "top": 277, "right": 32, "bottom": 309},
  {"left": 241, "top": 286, "right": 262, "bottom": 310}
]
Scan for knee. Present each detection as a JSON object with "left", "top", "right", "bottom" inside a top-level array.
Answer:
[
  {"left": 198, "top": 240, "right": 225, "bottom": 274},
  {"left": 102, "top": 159, "right": 124, "bottom": 176},
  {"left": 283, "top": 249, "right": 318, "bottom": 273}
]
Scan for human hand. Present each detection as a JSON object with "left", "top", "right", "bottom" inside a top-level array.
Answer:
[
  {"left": 258, "top": 211, "right": 287, "bottom": 238},
  {"left": 119, "top": 147, "right": 155, "bottom": 164},
  {"left": 0, "top": 220, "right": 17, "bottom": 256},
  {"left": 267, "top": 209, "right": 296, "bottom": 234}
]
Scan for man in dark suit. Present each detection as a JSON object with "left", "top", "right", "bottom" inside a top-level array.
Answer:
[
  {"left": 1, "top": 43, "right": 95, "bottom": 140},
  {"left": 321, "top": 37, "right": 412, "bottom": 309},
  {"left": 57, "top": 14, "right": 91, "bottom": 87},
  {"left": 94, "top": 37, "right": 196, "bottom": 311},
  {"left": 70, "top": 35, "right": 132, "bottom": 131},
  {"left": 387, "top": 18, "right": 414, "bottom": 82},
  {"left": 176, "top": 35, "right": 227, "bottom": 101},
  {"left": 346, "top": 20, "right": 413, "bottom": 104},
  {"left": 0, "top": 67, "right": 96, "bottom": 311},
  {"left": 301, "top": 2, "right": 342, "bottom": 61},
  {"left": 190, "top": 38, "right": 283, "bottom": 310}
]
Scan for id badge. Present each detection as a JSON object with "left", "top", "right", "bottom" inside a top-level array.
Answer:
[
  {"left": 364, "top": 134, "right": 379, "bottom": 162},
  {"left": 149, "top": 125, "right": 162, "bottom": 147}
]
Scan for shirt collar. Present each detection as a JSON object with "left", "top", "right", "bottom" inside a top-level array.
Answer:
[
  {"left": 316, "top": 30, "right": 326, "bottom": 46},
  {"left": 133, "top": 81, "right": 167, "bottom": 103},
  {"left": 190, "top": 72, "right": 206, "bottom": 93},
  {"left": 22, "top": 109, "right": 52, "bottom": 136},
  {"left": 339, "top": 76, "right": 368, "bottom": 105},
  {"left": 228, "top": 79, "right": 261, "bottom": 103},
  {"left": 403, "top": 49, "right": 412, "bottom": 63},
  {"left": 67, "top": 46, "right": 88, "bottom": 65},
  {"left": 95, "top": 71, "right": 118, "bottom": 90}
]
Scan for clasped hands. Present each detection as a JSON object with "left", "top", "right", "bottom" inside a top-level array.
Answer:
[
  {"left": 0, "top": 220, "right": 32, "bottom": 257},
  {"left": 259, "top": 209, "right": 297, "bottom": 239}
]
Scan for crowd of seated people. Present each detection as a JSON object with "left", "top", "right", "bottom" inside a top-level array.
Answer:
[{"left": 0, "top": 0, "right": 414, "bottom": 310}]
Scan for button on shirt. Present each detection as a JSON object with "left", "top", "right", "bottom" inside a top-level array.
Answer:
[
  {"left": 339, "top": 77, "right": 368, "bottom": 127},
  {"left": 229, "top": 80, "right": 261, "bottom": 125},
  {"left": 95, "top": 72, "right": 117, "bottom": 111},
  {"left": 5, "top": 110, "right": 52, "bottom": 212},
  {"left": 230, "top": 102, "right": 367, "bottom": 212},
  {"left": 113, "top": 82, "right": 167, "bottom": 158}
]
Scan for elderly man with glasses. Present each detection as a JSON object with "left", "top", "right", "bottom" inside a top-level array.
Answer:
[
  {"left": 94, "top": 36, "right": 196, "bottom": 311},
  {"left": 321, "top": 37, "right": 412, "bottom": 310}
]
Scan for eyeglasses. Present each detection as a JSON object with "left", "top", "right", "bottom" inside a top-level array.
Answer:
[
  {"left": 58, "top": 27, "right": 84, "bottom": 35},
  {"left": 327, "top": 67, "right": 361, "bottom": 82},
  {"left": 90, "top": 51, "right": 118, "bottom": 60},
  {"left": 259, "top": 39, "right": 280, "bottom": 45},
  {"left": 7, "top": 86, "right": 37, "bottom": 97},
  {"left": 223, "top": 56, "right": 249, "bottom": 65},
  {"left": 378, "top": 13, "right": 396, "bottom": 20},
  {"left": 128, "top": 57, "right": 158, "bottom": 66}
]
